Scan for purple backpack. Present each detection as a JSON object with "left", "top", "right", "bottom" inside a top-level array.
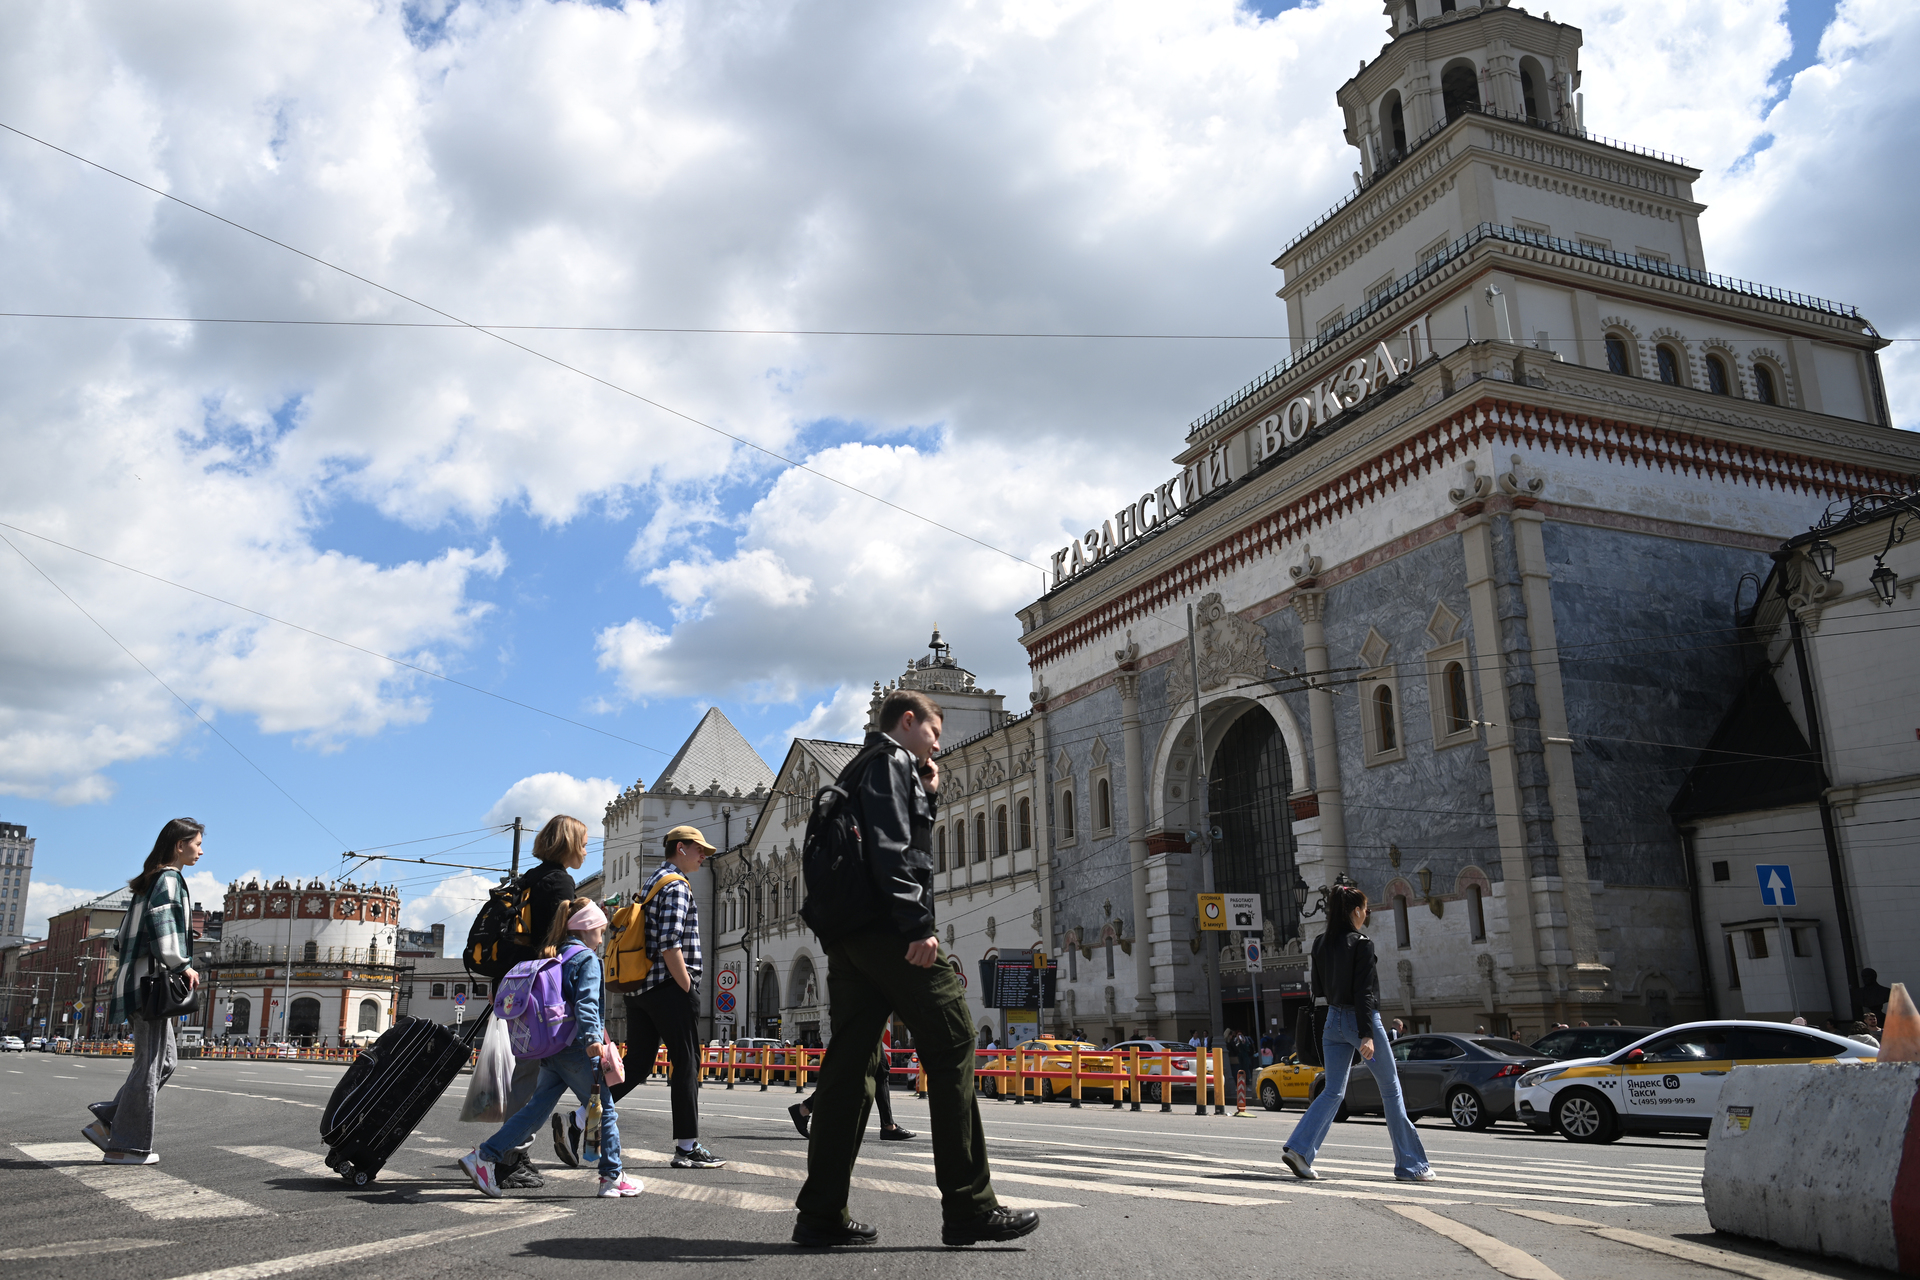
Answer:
[{"left": 493, "top": 943, "right": 583, "bottom": 1059}]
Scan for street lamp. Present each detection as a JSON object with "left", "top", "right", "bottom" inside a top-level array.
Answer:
[
  {"left": 1809, "top": 536, "right": 1837, "bottom": 580},
  {"left": 1871, "top": 561, "right": 1899, "bottom": 607}
]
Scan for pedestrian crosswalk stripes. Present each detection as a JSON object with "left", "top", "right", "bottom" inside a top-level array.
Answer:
[
  {"left": 15, "top": 1143, "right": 270, "bottom": 1220},
  {"left": 219, "top": 1144, "right": 428, "bottom": 1183},
  {"left": 745, "top": 1148, "right": 1290, "bottom": 1208}
]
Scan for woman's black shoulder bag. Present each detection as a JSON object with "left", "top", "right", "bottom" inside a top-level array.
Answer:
[{"left": 140, "top": 965, "right": 202, "bottom": 1020}]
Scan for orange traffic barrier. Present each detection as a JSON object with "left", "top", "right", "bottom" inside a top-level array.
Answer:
[{"left": 1882, "top": 981, "right": 1920, "bottom": 1063}]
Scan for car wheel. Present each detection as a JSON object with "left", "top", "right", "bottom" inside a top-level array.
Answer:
[
  {"left": 1447, "top": 1087, "right": 1491, "bottom": 1132},
  {"left": 1147, "top": 1081, "right": 1164, "bottom": 1104},
  {"left": 1553, "top": 1089, "right": 1620, "bottom": 1144},
  {"left": 1260, "top": 1082, "right": 1282, "bottom": 1112},
  {"left": 1040, "top": 1078, "right": 1056, "bottom": 1102}
]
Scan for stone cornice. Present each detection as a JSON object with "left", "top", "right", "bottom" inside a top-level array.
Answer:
[{"left": 1022, "top": 368, "right": 1915, "bottom": 670}]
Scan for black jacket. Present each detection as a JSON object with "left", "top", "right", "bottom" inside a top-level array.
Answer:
[
  {"left": 523, "top": 859, "right": 577, "bottom": 947},
  {"left": 1311, "top": 928, "right": 1380, "bottom": 1024},
  {"left": 854, "top": 730, "right": 939, "bottom": 940}
]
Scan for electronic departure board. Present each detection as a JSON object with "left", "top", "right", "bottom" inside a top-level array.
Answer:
[{"left": 977, "top": 959, "right": 1057, "bottom": 1009}]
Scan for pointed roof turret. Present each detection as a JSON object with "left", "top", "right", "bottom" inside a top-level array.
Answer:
[{"left": 650, "top": 707, "right": 776, "bottom": 796}]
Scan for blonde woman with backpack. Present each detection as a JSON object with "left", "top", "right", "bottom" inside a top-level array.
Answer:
[{"left": 460, "top": 898, "right": 639, "bottom": 1198}]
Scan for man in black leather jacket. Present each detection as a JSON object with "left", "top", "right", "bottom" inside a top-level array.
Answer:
[{"left": 793, "top": 691, "right": 1038, "bottom": 1250}]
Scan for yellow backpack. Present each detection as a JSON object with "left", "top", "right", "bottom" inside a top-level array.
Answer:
[{"left": 605, "top": 872, "right": 688, "bottom": 993}]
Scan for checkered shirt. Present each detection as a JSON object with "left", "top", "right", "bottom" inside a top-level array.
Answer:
[{"left": 639, "top": 860, "right": 701, "bottom": 995}]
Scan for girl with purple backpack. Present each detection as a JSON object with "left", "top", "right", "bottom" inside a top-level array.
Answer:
[{"left": 460, "top": 898, "right": 640, "bottom": 1198}]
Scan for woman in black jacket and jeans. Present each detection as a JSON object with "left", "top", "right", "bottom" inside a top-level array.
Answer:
[{"left": 1281, "top": 884, "right": 1433, "bottom": 1183}]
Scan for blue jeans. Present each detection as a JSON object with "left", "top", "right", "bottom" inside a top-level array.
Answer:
[
  {"left": 1284, "top": 1007, "right": 1430, "bottom": 1179},
  {"left": 479, "top": 1046, "right": 620, "bottom": 1179}
]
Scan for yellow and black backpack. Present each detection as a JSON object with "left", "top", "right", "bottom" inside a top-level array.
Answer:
[
  {"left": 466, "top": 874, "right": 544, "bottom": 979},
  {"left": 605, "top": 872, "right": 688, "bottom": 993}
]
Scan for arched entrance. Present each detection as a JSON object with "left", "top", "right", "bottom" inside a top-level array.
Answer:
[
  {"left": 1206, "top": 706, "right": 1302, "bottom": 946},
  {"left": 288, "top": 996, "right": 321, "bottom": 1044},
  {"left": 229, "top": 996, "right": 251, "bottom": 1037},
  {"left": 755, "top": 964, "right": 781, "bottom": 1038}
]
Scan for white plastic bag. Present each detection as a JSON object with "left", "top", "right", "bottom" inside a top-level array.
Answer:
[{"left": 460, "top": 1015, "right": 514, "bottom": 1123}]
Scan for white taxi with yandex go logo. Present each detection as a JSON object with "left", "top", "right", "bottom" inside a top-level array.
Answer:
[{"left": 1515, "top": 1020, "right": 1875, "bottom": 1143}]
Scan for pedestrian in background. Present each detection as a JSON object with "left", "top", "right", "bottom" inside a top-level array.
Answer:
[
  {"left": 1388, "top": 1019, "right": 1404, "bottom": 1043},
  {"left": 791, "top": 1022, "right": 915, "bottom": 1142},
  {"left": 1280, "top": 884, "right": 1433, "bottom": 1185},
  {"left": 604, "top": 826, "right": 726, "bottom": 1170},
  {"left": 793, "top": 690, "right": 1037, "bottom": 1249},
  {"left": 85, "top": 818, "right": 204, "bottom": 1166}
]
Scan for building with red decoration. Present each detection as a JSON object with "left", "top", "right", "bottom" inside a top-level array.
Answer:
[{"left": 211, "top": 876, "right": 403, "bottom": 1046}]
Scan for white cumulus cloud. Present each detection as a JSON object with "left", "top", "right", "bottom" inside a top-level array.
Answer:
[{"left": 483, "top": 772, "right": 623, "bottom": 836}]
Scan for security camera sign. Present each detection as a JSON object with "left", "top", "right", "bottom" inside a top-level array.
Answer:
[{"left": 1226, "top": 894, "right": 1262, "bottom": 932}]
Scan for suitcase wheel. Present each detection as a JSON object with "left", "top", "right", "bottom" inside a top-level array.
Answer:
[
  {"left": 323, "top": 1150, "right": 343, "bottom": 1171},
  {"left": 352, "top": 1169, "right": 371, "bottom": 1187}
]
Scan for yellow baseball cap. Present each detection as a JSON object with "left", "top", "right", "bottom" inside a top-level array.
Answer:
[{"left": 664, "top": 825, "right": 717, "bottom": 854}]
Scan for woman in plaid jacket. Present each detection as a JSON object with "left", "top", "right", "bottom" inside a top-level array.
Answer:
[{"left": 84, "top": 817, "right": 204, "bottom": 1165}]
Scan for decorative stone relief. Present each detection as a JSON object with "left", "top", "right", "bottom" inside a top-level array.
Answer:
[
  {"left": 1165, "top": 593, "right": 1270, "bottom": 705},
  {"left": 1425, "top": 601, "right": 1463, "bottom": 647},
  {"left": 1358, "top": 627, "right": 1392, "bottom": 671},
  {"left": 1288, "top": 543, "right": 1323, "bottom": 586},
  {"left": 1499, "top": 453, "right": 1545, "bottom": 502},
  {"left": 1449, "top": 459, "right": 1493, "bottom": 512},
  {"left": 1783, "top": 551, "right": 1844, "bottom": 632}
]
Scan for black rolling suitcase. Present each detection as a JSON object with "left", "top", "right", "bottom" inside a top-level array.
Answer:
[{"left": 320, "top": 1011, "right": 488, "bottom": 1186}]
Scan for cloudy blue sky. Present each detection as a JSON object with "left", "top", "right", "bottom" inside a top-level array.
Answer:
[{"left": 3, "top": 0, "right": 1910, "bottom": 945}]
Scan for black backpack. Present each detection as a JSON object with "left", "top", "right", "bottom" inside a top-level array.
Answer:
[
  {"left": 465, "top": 874, "right": 539, "bottom": 979},
  {"left": 799, "top": 742, "right": 893, "bottom": 945}
]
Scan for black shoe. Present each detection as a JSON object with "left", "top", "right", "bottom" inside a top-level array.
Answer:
[
  {"left": 496, "top": 1155, "right": 546, "bottom": 1189},
  {"left": 788, "top": 1102, "right": 810, "bottom": 1139},
  {"left": 671, "top": 1143, "right": 726, "bottom": 1168},
  {"left": 551, "top": 1111, "right": 583, "bottom": 1169},
  {"left": 943, "top": 1207, "right": 1040, "bottom": 1247},
  {"left": 792, "top": 1217, "right": 879, "bottom": 1248},
  {"left": 879, "top": 1125, "right": 914, "bottom": 1141}
]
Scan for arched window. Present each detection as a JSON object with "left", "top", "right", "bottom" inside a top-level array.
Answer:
[
  {"left": 367, "top": 943, "right": 379, "bottom": 965},
  {"left": 936, "top": 826, "right": 948, "bottom": 873},
  {"left": 1705, "top": 353, "right": 1732, "bottom": 395},
  {"left": 1374, "top": 686, "right": 1398, "bottom": 752},
  {"left": 302, "top": 940, "right": 318, "bottom": 962},
  {"left": 239, "top": 940, "right": 254, "bottom": 961},
  {"left": 1754, "top": 364, "right": 1779, "bottom": 405},
  {"left": 357, "top": 998, "right": 379, "bottom": 1032},
  {"left": 1016, "top": 797, "right": 1032, "bottom": 849},
  {"left": 1096, "top": 777, "right": 1113, "bottom": 831},
  {"left": 1441, "top": 60, "right": 1481, "bottom": 122},
  {"left": 430, "top": 983, "right": 446, "bottom": 999},
  {"left": 1440, "top": 0, "right": 1456, "bottom": 11},
  {"left": 1380, "top": 90, "right": 1407, "bottom": 155},
  {"left": 973, "top": 813, "right": 987, "bottom": 863},
  {"left": 1656, "top": 344, "right": 1683, "bottom": 385},
  {"left": 995, "top": 805, "right": 1008, "bottom": 856},
  {"left": 1394, "top": 895, "right": 1412, "bottom": 949},
  {"left": 1061, "top": 791, "right": 1076, "bottom": 840},
  {"left": 953, "top": 820, "right": 966, "bottom": 865},
  {"left": 1467, "top": 885, "right": 1487, "bottom": 942},
  {"left": 1520, "top": 66, "right": 1540, "bottom": 122},
  {"left": 1445, "top": 661, "right": 1471, "bottom": 735},
  {"left": 1604, "top": 334, "right": 1633, "bottom": 375},
  {"left": 229, "top": 996, "right": 251, "bottom": 1036}
]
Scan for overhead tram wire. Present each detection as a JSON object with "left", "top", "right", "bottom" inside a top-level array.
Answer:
[
  {"left": 0, "top": 518, "right": 764, "bottom": 790},
  {"left": 0, "top": 121, "right": 1044, "bottom": 577},
  {"left": 5, "top": 312, "right": 1917, "bottom": 343},
  {"left": 0, "top": 528, "right": 349, "bottom": 851}
]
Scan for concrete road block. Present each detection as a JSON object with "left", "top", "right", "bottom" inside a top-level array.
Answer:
[{"left": 1704, "top": 1062, "right": 1920, "bottom": 1274}]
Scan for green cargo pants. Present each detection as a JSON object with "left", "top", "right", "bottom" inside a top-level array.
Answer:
[{"left": 795, "top": 929, "right": 997, "bottom": 1228}]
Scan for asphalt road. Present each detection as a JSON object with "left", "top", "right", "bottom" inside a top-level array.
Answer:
[{"left": 0, "top": 1050, "right": 1885, "bottom": 1280}]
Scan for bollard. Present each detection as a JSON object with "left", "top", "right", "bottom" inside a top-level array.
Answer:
[
  {"left": 1195, "top": 1048, "right": 1208, "bottom": 1116},
  {"left": 1128, "top": 1046, "right": 1142, "bottom": 1113},
  {"left": 1160, "top": 1050, "right": 1174, "bottom": 1113},
  {"left": 1012, "top": 1049, "right": 1025, "bottom": 1104},
  {"left": 1070, "top": 1047, "right": 1083, "bottom": 1109},
  {"left": 725, "top": 1043, "right": 735, "bottom": 1090},
  {"left": 796, "top": 1046, "right": 809, "bottom": 1094},
  {"left": 1112, "top": 1046, "right": 1125, "bottom": 1110},
  {"left": 915, "top": 1053, "right": 926, "bottom": 1100},
  {"left": 1213, "top": 1048, "right": 1228, "bottom": 1115},
  {"left": 1234, "top": 1070, "right": 1249, "bottom": 1117},
  {"left": 760, "top": 1047, "right": 770, "bottom": 1092}
]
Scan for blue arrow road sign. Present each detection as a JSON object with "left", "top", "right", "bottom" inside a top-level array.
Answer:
[{"left": 1757, "top": 864, "right": 1796, "bottom": 907}]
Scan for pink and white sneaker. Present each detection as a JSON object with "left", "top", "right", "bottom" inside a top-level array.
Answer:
[
  {"left": 597, "top": 1174, "right": 644, "bottom": 1198},
  {"left": 458, "top": 1149, "right": 502, "bottom": 1198}
]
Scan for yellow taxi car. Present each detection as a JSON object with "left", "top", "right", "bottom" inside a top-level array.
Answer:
[
  {"left": 1515, "top": 1019, "right": 1875, "bottom": 1143},
  {"left": 1255, "top": 1054, "right": 1324, "bottom": 1111},
  {"left": 1007, "top": 1038, "right": 1117, "bottom": 1101}
]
